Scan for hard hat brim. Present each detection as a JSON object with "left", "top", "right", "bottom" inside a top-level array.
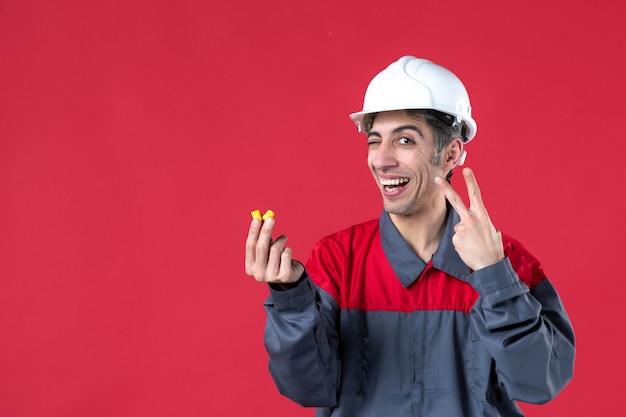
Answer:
[{"left": 349, "top": 108, "right": 477, "bottom": 142}]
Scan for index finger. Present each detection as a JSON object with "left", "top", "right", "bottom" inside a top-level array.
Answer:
[
  {"left": 434, "top": 175, "right": 470, "bottom": 218},
  {"left": 244, "top": 218, "right": 263, "bottom": 275}
]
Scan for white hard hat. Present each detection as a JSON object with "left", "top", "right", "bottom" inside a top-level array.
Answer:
[{"left": 349, "top": 56, "right": 477, "bottom": 142}]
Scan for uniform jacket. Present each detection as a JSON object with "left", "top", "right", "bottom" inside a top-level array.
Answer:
[{"left": 264, "top": 209, "right": 575, "bottom": 417}]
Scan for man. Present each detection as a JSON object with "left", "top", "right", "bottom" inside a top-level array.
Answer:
[{"left": 245, "top": 56, "right": 575, "bottom": 417}]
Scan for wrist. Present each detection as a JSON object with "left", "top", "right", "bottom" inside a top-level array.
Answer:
[{"left": 268, "top": 268, "right": 307, "bottom": 291}]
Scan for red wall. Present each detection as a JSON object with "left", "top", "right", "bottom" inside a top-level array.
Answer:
[{"left": 1, "top": 0, "right": 624, "bottom": 415}]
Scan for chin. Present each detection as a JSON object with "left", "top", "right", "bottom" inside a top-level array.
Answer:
[{"left": 383, "top": 202, "right": 414, "bottom": 217}]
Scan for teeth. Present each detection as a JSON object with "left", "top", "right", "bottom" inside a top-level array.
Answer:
[{"left": 380, "top": 178, "right": 409, "bottom": 186}]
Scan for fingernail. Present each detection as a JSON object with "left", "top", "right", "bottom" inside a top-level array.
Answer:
[{"left": 251, "top": 218, "right": 262, "bottom": 227}]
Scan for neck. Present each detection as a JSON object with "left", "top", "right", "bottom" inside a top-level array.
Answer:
[{"left": 388, "top": 199, "right": 448, "bottom": 263}]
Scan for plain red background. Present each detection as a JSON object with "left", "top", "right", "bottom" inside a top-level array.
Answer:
[{"left": 1, "top": 0, "right": 624, "bottom": 416}]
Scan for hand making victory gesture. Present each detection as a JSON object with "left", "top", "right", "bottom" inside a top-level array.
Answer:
[{"left": 434, "top": 168, "right": 505, "bottom": 271}]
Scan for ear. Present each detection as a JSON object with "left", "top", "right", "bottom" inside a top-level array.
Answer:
[{"left": 443, "top": 138, "right": 465, "bottom": 171}]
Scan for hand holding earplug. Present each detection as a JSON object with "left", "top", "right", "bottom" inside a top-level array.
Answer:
[{"left": 245, "top": 209, "right": 304, "bottom": 284}]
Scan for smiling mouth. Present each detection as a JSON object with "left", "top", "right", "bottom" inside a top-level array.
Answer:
[{"left": 380, "top": 177, "right": 410, "bottom": 193}]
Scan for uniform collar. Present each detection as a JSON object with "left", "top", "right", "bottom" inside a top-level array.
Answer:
[{"left": 379, "top": 208, "right": 471, "bottom": 288}]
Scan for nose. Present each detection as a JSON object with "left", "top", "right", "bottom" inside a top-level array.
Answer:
[{"left": 370, "top": 140, "right": 398, "bottom": 171}]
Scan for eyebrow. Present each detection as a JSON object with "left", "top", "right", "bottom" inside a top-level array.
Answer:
[{"left": 367, "top": 124, "right": 424, "bottom": 139}]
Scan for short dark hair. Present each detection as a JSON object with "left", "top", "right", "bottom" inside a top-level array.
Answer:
[{"left": 406, "top": 110, "right": 462, "bottom": 165}]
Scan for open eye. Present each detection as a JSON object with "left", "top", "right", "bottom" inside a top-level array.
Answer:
[{"left": 398, "top": 136, "right": 414, "bottom": 145}]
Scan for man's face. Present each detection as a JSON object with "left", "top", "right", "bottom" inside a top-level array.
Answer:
[{"left": 367, "top": 110, "right": 450, "bottom": 217}]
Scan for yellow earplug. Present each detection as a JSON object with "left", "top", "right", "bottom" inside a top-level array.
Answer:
[{"left": 251, "top": 209, "right": 275, "bottom": 221}]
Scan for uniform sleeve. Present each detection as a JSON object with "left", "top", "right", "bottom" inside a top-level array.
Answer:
[
  {"left": 466, "top": 239, "right": 575, "bottom": 404},
  {"left": 263, "top": 273, "right": 341, "bottom": 407}
]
